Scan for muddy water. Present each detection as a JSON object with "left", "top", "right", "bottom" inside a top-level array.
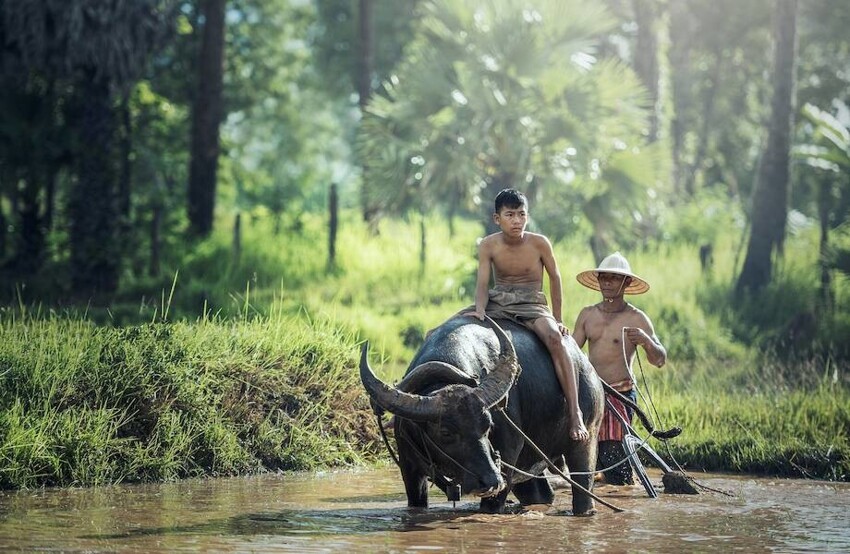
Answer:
[{"left": 0, "top": 468, "right": 847, "bottom": 553}]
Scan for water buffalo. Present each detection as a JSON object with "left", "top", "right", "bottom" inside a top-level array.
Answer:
[{"left": 360, "top": 315, "right": 604, "bottom": 514}]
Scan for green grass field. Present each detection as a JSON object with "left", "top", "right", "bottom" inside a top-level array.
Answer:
[{"left": 0, "top": 211, "right": 847, "bottom": 488}]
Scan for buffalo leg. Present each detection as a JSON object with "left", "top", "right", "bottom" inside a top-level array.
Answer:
[
  {"left": 399, "top": 459, "right": 429, "bottom": 508},
  {"left": 564, "top": 440, "right": 599, "bottom": 515},
  {"left": 513, "top": 478, "right": 555, "bottom": 506},
  {"left": 479, "top": 486, "right": 511, "bottom": 514}
]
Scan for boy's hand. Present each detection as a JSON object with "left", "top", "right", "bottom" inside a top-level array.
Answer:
[
  {"left": 625, "top": 327, "right": 649, "bottom": 346},
  {"left": 557, "top": 322, "right": 570, "bottom": 336},
  {"left": 462, "top": 310, "right": 486, "bottom": 321}
]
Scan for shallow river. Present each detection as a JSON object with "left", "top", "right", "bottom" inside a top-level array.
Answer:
[{"left": 0, "top": 467, "right": 847, "bottom": 552}]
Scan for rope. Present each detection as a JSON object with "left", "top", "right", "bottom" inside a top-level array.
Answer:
[
  {"left": 495, "top": 407, "right": 624, "bottom": 513},
  {"left": 377, "top": 413, "right": 400, "bottom": 467},
  {"left": 625, "top": 332, "right": 734, "bottom": 497}
]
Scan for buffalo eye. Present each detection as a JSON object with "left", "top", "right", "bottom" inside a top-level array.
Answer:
[{"left": 439, "top": 425, "right": 456, "bottom": 441}]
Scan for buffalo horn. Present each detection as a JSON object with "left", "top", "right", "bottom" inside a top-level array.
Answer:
[
  {"left": 359, "top": 342, "right": 443, "bottom": 422},
  {"left": 476, "top": 315, "right": 521, "bottom": 408}
]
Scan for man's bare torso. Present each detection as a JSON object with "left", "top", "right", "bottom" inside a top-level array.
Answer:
[
  {"left": 579, "top": 303, "right": 649, "bottom": 386},
  {"left": 484, "top": 232, "right": 546, "bottom": 290}
]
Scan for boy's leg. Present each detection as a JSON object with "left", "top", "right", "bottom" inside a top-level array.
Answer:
[{"left": 530, "top": 317, "right": 589, "bottom": 442}]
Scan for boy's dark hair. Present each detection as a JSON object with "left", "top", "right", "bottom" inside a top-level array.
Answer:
[{"left": 494, "top": 188, "right": 528, "bottom": 213}]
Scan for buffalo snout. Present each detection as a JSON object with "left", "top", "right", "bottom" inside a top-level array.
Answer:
[{"left": 472, "top": 473, "right": 505, "bottom": 498}]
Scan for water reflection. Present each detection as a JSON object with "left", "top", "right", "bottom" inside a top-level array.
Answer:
[{"left": 0, "top": 468, "right": 847, "bottom": 552}]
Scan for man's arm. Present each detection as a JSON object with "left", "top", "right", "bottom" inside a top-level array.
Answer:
[
  {"left": 538, "top": 236, "right": 566, "bottom": 333},
  {"left": 625, "top": 313, "right": 667, "bottom": 367},
  {"left": 572, "top": 308, "right": 589, "bottom": 349}
]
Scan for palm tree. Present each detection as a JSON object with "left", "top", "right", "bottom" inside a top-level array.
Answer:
[
  {"left": 358, "top": 0, "right": 656, "bottom": 257},
  {"left": 795, "top": 102, "right": 850, "bottom": 309}
]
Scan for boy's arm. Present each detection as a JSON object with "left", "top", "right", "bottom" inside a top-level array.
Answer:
[
  {"left": 464, "top": 239, "right": 492, "bottom": 320},
  {"left": 539, "top": 236, "right": 566, "bottom": 333},
  {"left": 625, "top": 314, "right": 667, "bottom": 367},
  {"left": 572, "top": 308, "right": 589, "bottom": 349}
]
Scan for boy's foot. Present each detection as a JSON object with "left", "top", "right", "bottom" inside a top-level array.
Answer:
[{"left": 569, "top": 418, "right": 590, "bottom": 442}]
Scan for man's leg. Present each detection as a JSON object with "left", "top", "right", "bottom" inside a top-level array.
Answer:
[
  {"left": 597, "top": 440, "right": 634, "bottom": 485},
  {"left": 531, "top": 317, "right": 589, "bottom": 441},
  {"left": 596, "top": 389, "right": 637, "bottom": 485}
]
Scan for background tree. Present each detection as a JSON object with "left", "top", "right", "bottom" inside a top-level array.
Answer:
[
  {"left": 0, "top": 0, "right": 177, "bottom": 298},
  {"left": 631, "top": 0, "right": 662, "bottom": 142},
  {"left": 795, "top": 102, "right": 850, "bottom": 309},
  {"left": 737, "top": 0, "right": 799, "bottom": 293},
  {"left": 187, "top": 0, "right": 226, "bottom": 238},
  {"left": 666, "top": 0, "right": 772, "bottom": 201},
  {"left": 312, "top": 0, "right": 421, "bottom": 227}
]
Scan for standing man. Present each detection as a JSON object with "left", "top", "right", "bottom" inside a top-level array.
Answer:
[{"left": 572, "top": 252, "right": 667, "bottom": 484}]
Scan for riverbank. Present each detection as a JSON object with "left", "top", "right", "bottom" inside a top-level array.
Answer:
[
  {"left": 0, "top": 311, "right": 847, "bottom": 490},
  {"left": 0, "top": 314, "right": 383, "bottom": 489}
]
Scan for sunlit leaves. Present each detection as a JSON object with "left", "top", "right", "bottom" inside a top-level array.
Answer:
[
  {"left": 358, "top": 0, "right": 655, "bottom": 235},
  {"left": 801, "top": 103, "right": 850, "bottom": 159}
]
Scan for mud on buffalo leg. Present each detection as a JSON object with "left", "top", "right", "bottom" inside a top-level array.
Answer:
[{"left": 479, "top": 487, "right": 511, "bottom": 513}]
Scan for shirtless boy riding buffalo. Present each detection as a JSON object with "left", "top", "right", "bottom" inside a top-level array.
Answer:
[{"left": 463, "top": 188, "right": 589, "bottom": 442}]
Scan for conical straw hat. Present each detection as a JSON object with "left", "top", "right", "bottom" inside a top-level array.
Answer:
[{"left": 576, "top": 251, "right": 650, "bottom": 295}]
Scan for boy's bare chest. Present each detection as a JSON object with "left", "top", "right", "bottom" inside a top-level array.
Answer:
[{"left": 491, "top": 245, "right": 543, "bottom": 280}]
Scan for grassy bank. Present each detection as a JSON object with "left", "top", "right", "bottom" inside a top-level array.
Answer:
[
  {"left": 0, "top": 212, "right": 848, "bottom": 487},
  {"left": 629, "top": 350, "right": 850, "bottom": 481},
  {"left": 0, "top": 311, "right": 381, "bottom": 489}
]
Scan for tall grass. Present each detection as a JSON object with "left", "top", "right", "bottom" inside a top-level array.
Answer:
[{"left": 0, "top": 309, "right": 381, "bottom": 489}]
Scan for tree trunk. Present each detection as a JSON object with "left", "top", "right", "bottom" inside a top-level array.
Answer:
[
  {"left": 668, "top": 0, "right": 692, "bottom": 195},
  {"left": 0, "top": 199, "right": 6, "bottom": 261},
  {"left": 737, "top": 0, "right": 798, "bottom": 293},
  {"left": 817, "top": 178, "right": 833, "bottom": 311},
  {"left": 232, "top": 211, "right": 241, "bottom": 266},
  {"left": 149, "top": 203, "right": 162, "bottom": 278},
  {"left": 357, "top": 0, "right": 378, "bottom": 231},
  {"left": 328, "top": 182, "right": 338, "bottom": 271},
  {"left": 632, "top": 0, "right": 660, "bottom": 142},
  {"left": 44, "top": 165, "right": 57, "bottom": 232},
  {"left": 187, "top": 0, "right": 226, "bottom": 238},
  {"left": 15, "top": 173, "right": 43, "bottom": 276},
  {"left": 69, "top": 74, "right": 119, "bottom": 297},
  {"left": 356, "top": 0, "right": 374, "bottom": 110},
  {"left": 119, "top": 90, "right": 133, "bottom": 223},
  {"left": 683, "top": 47, "right": 724, "bottom": 197}
]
